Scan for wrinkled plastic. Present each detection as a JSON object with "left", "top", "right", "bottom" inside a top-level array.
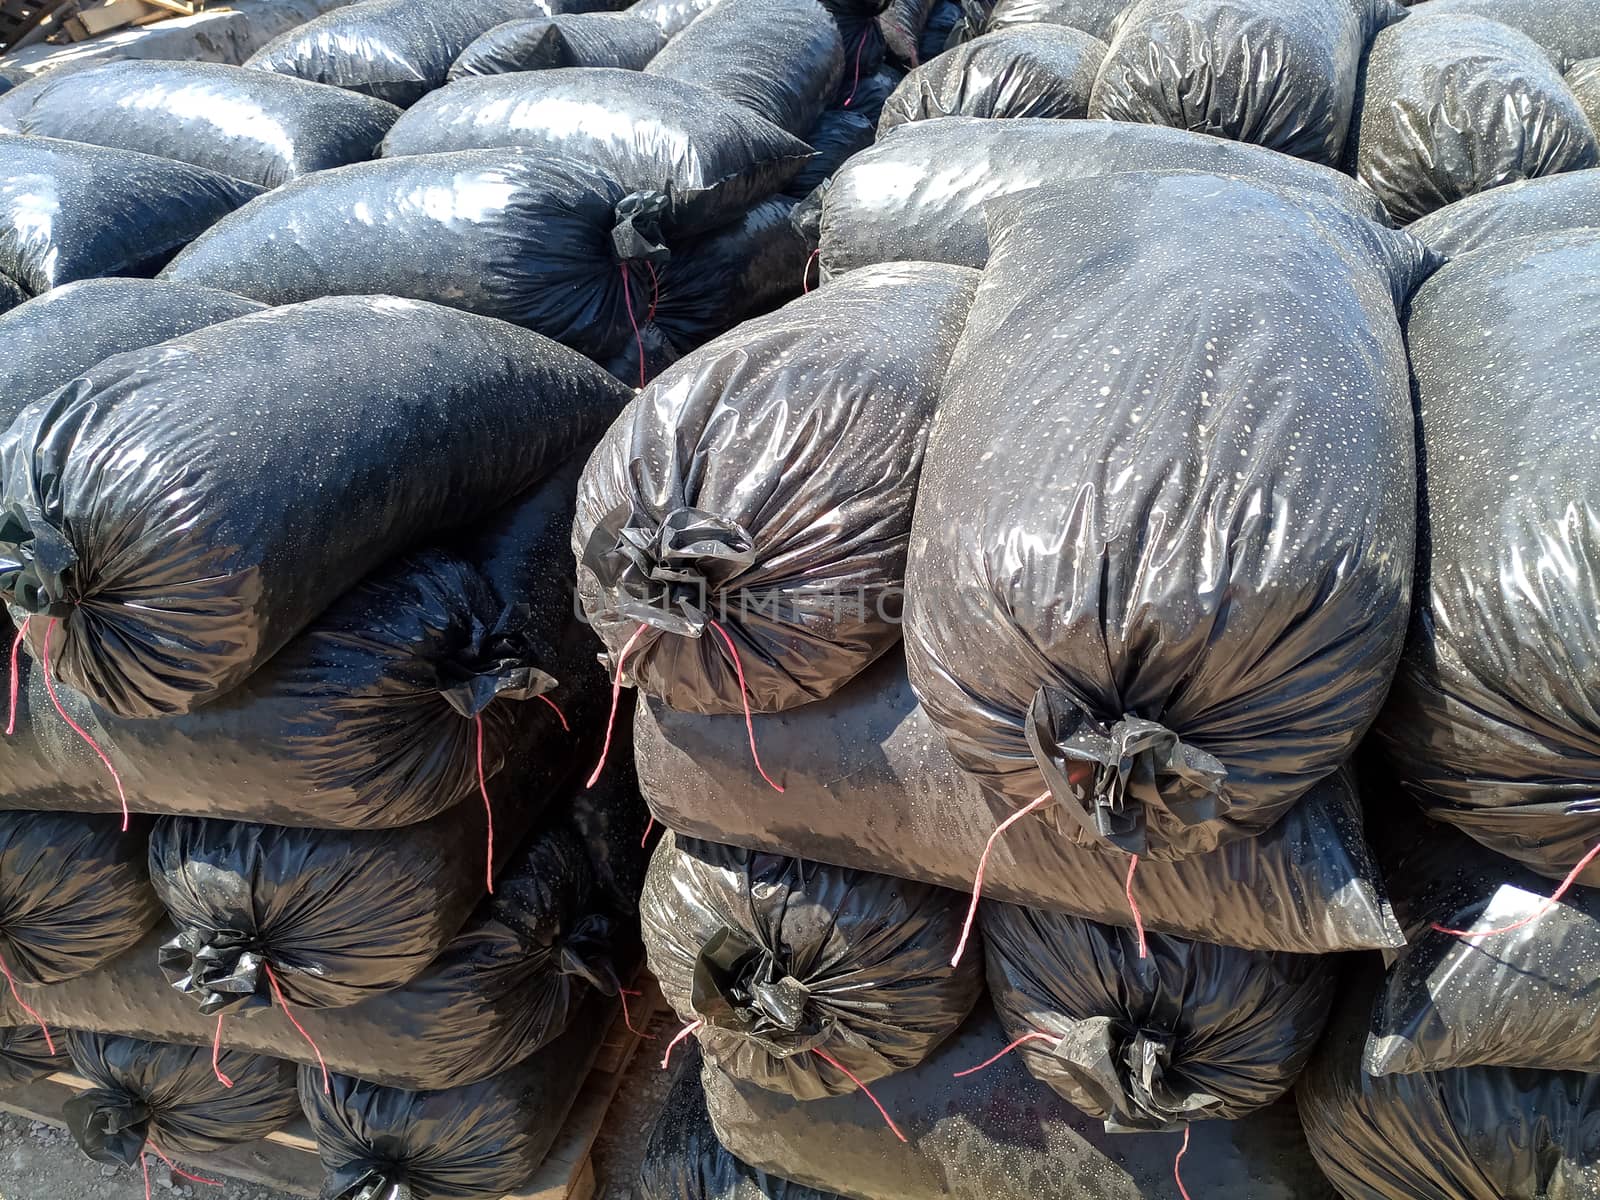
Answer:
[
  {"left": 905, "top": 173, "right": 1425, "bottom": 859},
  {"left": 878, "top": 24, "right": 1105, "bottom": 132},
  {"left": 1409, "top": 0, "right": 1600, "bottom": 71},
  {"left": 1373, "top": 231, "right": 1600, "bottom": 885},
  {"left": 301, "top": 1001, "right": 606, "bottom": 1200},
  {"left": 380, "top": 70, "right": 813, "bottom": 236},
  {"left": 918, "top": 0, "right": 962, "bottom": 60},
  {"left": 635, "top": 652, "right": 1404, "bottom": 954},
  {"left": 969, "top": 0, "right": 1126, "bottom": 40},
  {"left": 640, "top": 1057, "right": 844, "bottom": 1200},
  {"left": 566, "top": 736, "right": 654, "bottom": 914},
  {"left": 244, "top": 0, "right": 576, "bottom": 107},
  {"left": 575, "top": 263, "right": 978, "bottom": 715},
  {"left": 785, "top": 110, "right": 875, "bottom": 197},
  {"left": 1571, "top": 56, "right": 1600, "bottom": 128},
  {"left": 0, "top": 811, "right": 161, "bottom": 987},
  {"left": 646, "top": 0, "right": 844, "bottom": 134},
  {"left": 0, "top": 280, "right": 264, "bottom": 422},
  {"left": 163, "top": 148, "right": 671, "bottom": 362},
  {"left": 1352, "top": 12, "right": 1599, "bottom": 223},
  {"left": 640, "top": 833, "right": 984, "bottom": 1099},
  {"left": 1363, "top": 802, "right": 1600, "bottom": 1077},
  {"left": 0, "top": 134, "right": 259, "bottom": 296},
  {"left": 0, "top": 815, "right": 631, "bottom": 1089},
  {"left": 0, "top": 1024, "right": 67, "bottom": 1087},
  {"left": 0, "top": 460, "right": 599, "bottom": 828},
  {"left": 983, "top": 901, "right": 1335, "bottom": 1130},
  {"left": 62, "top": 1032, "right": 299, "bottom": 1164},
  {"left": 628, "top": 0, "right": 719, "bottom": 36},
  {"left": 819, "top": 118, "right": 1390, "bottom": 274},
  {"left": 450, "top": 13, "right": 665, "bottom": 77},
  {"left": 0, "top": 295, "right": 628, "bottom": 719},
  {"left": 1406, "top": 169, "right": 1600, "bottom": 257},
  {"left": 0, "top": 61, "right": 400, "bottom": 188},
  {"left": 705, "top": 1001, "right": 1338, "bottom": 1200},
  {"left": 0, "top": 275, "right": 22, "bottom": 316},
  {"left": 876, "top": 0, "right": 937, "bottom": 64},
  {"left": 1090, "top": 0, "right": 1399, "bottom": 166},
  {"left": 838, "top": 62, "right": 901, "bottom": 120},
  {"left": 1299, "top": 964, "right": 1600, "bottom": 1200}
]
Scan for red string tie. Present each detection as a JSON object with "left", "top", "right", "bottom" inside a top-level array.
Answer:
[
  {"left": 264, "top": 962, "right": 329, "bottom": 1095},
  {"left": 1432, "top": 840, "right": 1600, "bottom": 940},
  {"left": 951, "top": 791, "right": 1052, "bottom": 968},
  {"left": 587, "top": 623, "right": 648, "bottom": 789},
  {"left": 814, "top": 1048, "right": 908, "bottom": 1144}
]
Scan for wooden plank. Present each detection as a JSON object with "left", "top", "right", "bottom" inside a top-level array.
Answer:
[
  {"left": 138, "top": 0, "right": 193, "bottom": 13},
  {"left": 73, "top": 0, "right": 155, "bottom": 36}
]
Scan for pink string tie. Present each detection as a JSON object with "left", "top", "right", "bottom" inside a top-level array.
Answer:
[
  {"left": 1433, "top": 840, "right": 1600, "bottom": 941},
  {"left": 210, "top": 1012, "right": 234, "bottom": 1089},
  {"left": 40, "top": 617, "right": 128, "bottom": 831},
  {"left": 264, "top": 962, "right": 330, "bottom": 1095},
  {"left": 1174, "top": 1124, "right": 1193, "bottom": 1200},
  {"left": 951, "top": 791, "right": 1052, "bottom": 969},
  {"left": 660, "top": 1019, "right": 704, "bottom": 1070},
  {"left": 1125, "top": 854, "right": 1148, "bottom": 960},
  {"left": 474, "top": 714, "right": 496, "bottom": 895},
  {"left": 5, "top": 616, "right": 27, "bottom": 736},
  {"left": 707, "top": 620, "right": 782, "bottom": 793},
  {"left": 952, "top": 1030, "right": 1058, "bottom": 1079},
  {"left": 814, "top": 1048, "right": 908, "bottom": 1144},
  {"left": 0, "top": 951, "right": 54, "bottom": 1055},
  {"left": 588, "top": 623, "right": 648, "bottom": 788}
]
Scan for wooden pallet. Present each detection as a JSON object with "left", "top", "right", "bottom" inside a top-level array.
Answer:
[{"left": 0, "top": 978, "right": 670, "bottom": 1200}]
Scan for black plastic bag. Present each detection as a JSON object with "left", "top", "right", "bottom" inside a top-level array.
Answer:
[
  {"left": 641, "top": 833, "right": 984, "bottom": 1099},
  {"left": 0, "top": 1024, "right": 67, "bottom": 1086},
  {"left": 972, "top": 0, "right": 1126, "bottom": 40},
  {"left": 0, "top": 280, "right": 264, "bottom": 421},
  {"left": 628, "top": 0, "right": 720, "bottom": 36},
  {"left": 1406, "top": 168, "right": 1600, "bottom": 257},
  {"left": 640, "top": 1055, "right": 844, "bottom": 1200},
  {"left": 982, "top": 901, "right": 1335, "bottom": 1131},
  {"left": 0, "top": 274, "right": 23, "bottom": 317},
  {"left": 0, "top": 61, "right": 400, "bottom": 188},
  {"left": 1373, "top": 231, "right": 1600, "bottom": 885},
  {"left": 575, "top": 262, "right": 978, "bottom": 717},
  {"left": 0, "top": 810, "right": 162, "bottom": 987},
  {"left": 301, "top": 1001, "right": 606, "bottom": 1200},
  {"left": 634, "top": 651, "right": 1404, "bottom": 954},
  {"left": 877, "top": 24, "right": 1105, "bottom": 133},
  {"left": 0, "top": 815, "right": 629, "bottom": 1089},
  {"left": 0, "top": 294, "right": 627, "bottom": 720},
  {"left": 62, "top": 1032, "right": 299, "bottom": 1164},
  {"left": 1299, "top": 964, "right": 1600, "bottom": 1200},
  {"left": 1363, "top": 802, "right": 1600, "bottom": 1077},
  {"left": 704, "top": 1000, "right": 1337, "bottom": 1200},
  {"left": 162, "top": 147, "right": 673, "bottom": 362},
  {"left": 1351, "top": 11, "right": 1599, "bottom": 223},
  {"left": 918, "top": 0, "right": 962, "bottom": 60},
  {"left": 818, "top": 117, "right": 1389, "bottom": 274},
  {"left": 905, "top": 173, "right": 1425, "bottom": 860},
  {"left": 244, "top": 0, "right": 574, "bottom": 107},
  {"left": 785, "top": 110, "right": 875, "bottom": 197},
  {"left": 380, "top": 70, "right": 813, "bottom": 236},
  {"left": 450, "top": 13, "right": 665, "bottom": 77},
  {"left": 1408, "top": 0, "right": 1600, "bottom": 70},
  {"left": 1572, "top": 56, "right": 1600, "bottom": 127},
  {"left": 0, "top": 461, "right": 600, "bottom": 828},
  {"left": 1090, "top": 0, "right": 1400, "bottom": 166},
  {"left": 877, "top": 0, "right": 937, "bottom": 64},
  {"left": 645, "top": 0, "right": 844, "bottom": 134},
  {"left": 836, "top": 62, "right": 902, "bottom": 122},
  {"left": 0, "top": 135, "right": 259, "bottom": 296}
]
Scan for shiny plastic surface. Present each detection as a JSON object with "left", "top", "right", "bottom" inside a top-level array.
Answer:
[
  {"left": 628, "top": 0, "right": 719, "bottom": 36},
  {"left": 640, "top": 833, "right": 984, "bottom": 1099},
  {"left": 635, "top": 652, "right": 1403, "bottom": 953},
  {"left": 449, "top": 12, "right": 665, "bottom": 77},
  {"left": 968, "top": 0, "right": 1127, "bottom": 40},
  {"left": 1406, "top": 169, "right": 1600, "bottom": 257},
  {"left": 0, "top": 61, "right": 400, "bottom": 188},
  {"left": 380, "top": 69, "right": 813, "bottom": 235},
  {"left": 1409, "top": 0, "right": 1600, "bottom": 71},
  {"left": 1352, "top": 12, "right": 1599, "bottom": 223},
  {"left": 878, "top": 24, "right": 1105, "bottom": 132},
  {"left": 905, "top": 173, "right": 1425, "bottom": 858},
  {"left": 876, "top": 0, "right": 937, "bottom": 64},
  {"left": 0, "top": 1024, "right": 67, "bottom": 1086},
  {"left": 1299, "top": 965, "right": 1600, "bottom": 1200},
  {"left": 0, "top": 280, "right": 264, "bottom": 421},
  {"left": 0, "top": 810, "right": 161, "bottom": 986},
  {"left": 244, "top": 0, "right": 572, "bottom": 107},
  {"left": 62, "top": 1032, "right": 299, "bottom": 1163},
  {"left": 983, "top": 901, "right": 1334, "bottom": 1129},
  {"left": 785, "top": 110, "right": 874, "bottom": 197},
  {"left": 1571, "top": 56, "right": 1600, "bottom": 127},
  {"left": 819, "top": 117, "right": 1390, "bottom": 274},
  {"left": 0, "top": 134, "right": 258, "bottom": 295},
  {"left": 301, "top": 1001, "right": 606, "bottom": 1200},
  {"left": 0, "top": 295, "right": 627, "bottom": 719},
  {"left": 163, "top": 147, "right": 670, "bottom": 360},
  {"left": 1089, "top": 0, "right": 1398, "bottom": 166},
  {"left": 705, "top": 1001, "right": 1337, "bottom": 1200},
  {"left": 1374, "top": 232, "right": 1600, "bottom": 884},
  {"left": 575, "top": 263, "right": 978, "bottom": 715},
  {"left": 646, "top": 0, "right": 844, "bottom": 134},
  {"left": 0, "top": 274, "right": 22, "bottom": 316}
]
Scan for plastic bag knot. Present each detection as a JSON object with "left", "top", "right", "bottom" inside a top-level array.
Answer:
[
  {"left": 1026, "top": 686, "right": 1227, "bottom": 857},
  {"left": 0, "top": 509, "right": 77, "bottom": 618},
  {"left": 690, "top": 927, "right": 833, "bottom": 1058},
  {"left": 62, "top": 1088, "right": 152, "bottom": 1165},
  {"left": 612, "top": 190, "right": 672, "bottom": 266},
  {"left": 583, "top": 504, "right": 756, "bottom": 638},
  {"left": 159, "top": 929, "right": 269, "bottom": 1016},
  {"left": 1048, "top": 1017, "right": 1216, "bottom": 1133},
  {"left": 334, "top": 1166, "right": 411, "bottom": 1200},
  {"left": 439, "top": 605, "right": 559, "bottom": 718}
]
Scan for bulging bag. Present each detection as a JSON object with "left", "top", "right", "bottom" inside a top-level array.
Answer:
[
  {"left": 905, "top": 172, "right": 1425, "bottom": 861},
  {"left": 449, "top": 13, "right": 666, "bottom": 77},
  {"left": 0, "top": 1024, "right": 67, "bottom": 1086},
  {"left": 1406, "top": 169, "right": 1600, "bottom": 258},
  {"left": 576, "top": 262, "right": 978, "bottom": 721},
  {"left": 628, "top": 0, "right": 720, "bottom": 36},
  {"left": 379, "top": 69, "right": 814, "bottom": 236},
  {"left": 1373, "top": 231, "right": 1600, "bottom": 885},
  {"left": 1407, "top": 0, "right": 1600, "bottom": 70},
  {"left": 877, "top": 24, "right": 1106, "bottom": 133},
  {"left": 0, "top": 295, "right": 627, "bottom": 720},
  {"left": 981, "top": 901, "right": 1335, "bottom": 1130},
  {"left": 1351, "top": 11, "right": 1599, "bottom": 223},
  {"left": 0, "top": 61, "right": 400, "bottom": 188},
  {"left": 0, "top": 275, "right": 23, "bottom": 316},
  {"left": 0, "top": 135, "right": 259, "bottom": 296},
  {"left": 968, "top": 0, "right": 1128, "bottom": 41},
  {"left": 1571, "top": 57, "right": 1600, "bottom": 127},
  {"left": 640, "top": 834, "right": 984, "bottom": 1099}
]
